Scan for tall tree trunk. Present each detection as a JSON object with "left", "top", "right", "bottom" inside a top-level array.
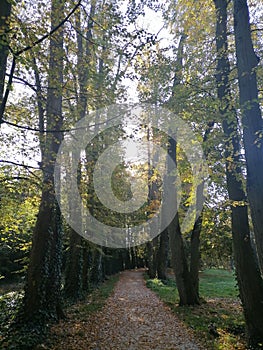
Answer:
[
  {"left": 146, "top": 241, "right": 156, "bottom": 278},
  {"left": 64, "top": 3, "right": 96, "bottom": 300},
  {"left": 169, "top": 213, "right": 199, "bottom": 305},
  {"left": 146, "top": 237, "right": 159, "bottom": 279},
  {"left": 64, "top": 229, "right": 83, "bottom": 300},
  {"left": 189, "top": 213, "right": 202, "bottom": 298},
  {"left": 146, "top": 123, "right": 160, "bottom": 278},
  {"left": 167, "top": 34, "right": 200, "bottom": 305},
  {"left": 214, "top": 1, "right": 263, "bottom": 347},
  {"left": 21, "top": 0, "right": 65, "bottom": 324},
  {"left": 233, "top": 0, "right": 263, "bottom": 273},
  {"left": 90, "top": 246, "right": 104, "bottom": 286},
  {"left": 167, "top": 134, "right": 200, "bottom": 305},
  {"left": 188, "top": 123, "right": 213, "bottom": 298},
  {"left": 82, "top": 244, "right": 93, "bottom": 292},
  {"left": 0, "top": 0, "right": 11, "bottom": 114},
  {"left": 157, "top": 228, "right": 169, "bottom": 280}
]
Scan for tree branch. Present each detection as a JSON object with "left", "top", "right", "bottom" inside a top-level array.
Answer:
[
  {"left": 0, "top": 0, "right": 82, "bottom": 125},
  {"left": 0, "top": 159, "right": 40, "bottom": 170},
  {"left": 2, "top": 113, "right": 121, "bottom": 133}
]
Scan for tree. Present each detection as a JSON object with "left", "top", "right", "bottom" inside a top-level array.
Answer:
[
  {"left": 234, "top": 0, "right": 263, "bottom": 273},
  {"left": 156, "top": 227, "right": 169, "bottom": 279},
  {"left": 63, "top": 1, "right": 96, "bottom": 301},
  {"left": 15, "top": 0, "right": 65, "bottom": 340},
  {"left": 0, "top": 0, "right": 12, "bottom": 121},
  {"left": 0, "top": 0, "right": 11, "bottom": 94},
  {"left": 214, "top": 0, "right": 263, "bottom": 347},
  {"left": 166, "top": 135, "right": 200, "bottom": 305},
  {"left": 166, "top": 34, "right": 202, "bottom": 306}
]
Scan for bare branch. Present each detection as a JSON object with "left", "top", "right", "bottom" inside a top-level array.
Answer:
[
  {"left": 0, "top": 0, "right": 82, "bottom": 124},
  {"left": 0, "top": 159, "right": 40, "bottom": 170},
  {"left": 2, "top": 112, "right": 122, "bottom": 133}
]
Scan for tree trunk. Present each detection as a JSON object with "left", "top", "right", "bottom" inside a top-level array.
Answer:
[
  {"left": 214, "top": 1, "right": 263, "bottom": 347},
  {"left": 146, "top": 241, "right": 156, "bottom": 278},
  {"left": 0, "top": 0, "right": 11, "bottom": 111},
  {"left": 189, "top": 214, "right": 202, "bottom": 298},
  {"left": 167, "top": 134, "right": 200, "bottom": 305},
  {"left": 63, "top": 152, "right": 83, "bottom": 300},
  {"left": 82, "top": 244, "right": 92, "bottom": 292},
  {"left": 165, "top": 34, "right": 201, "bottom": 305},
  {"left": 64, "top": 228, "right": 83, "bottom": 300},
  {"left": 63, "top": 4, "right": 96, "bottom": 300},
  {"left": 21, "top": 0, "right": 65, "bottom": 324},
  {"left": 233, "top": 0, "right": 263, "bottom": 273},
  {"left": 157, "top": 228, "right": 169, "bottom": 280},
  {"left": 130, "top": 246, "right": 137, "bottom": 269},
  {"left": 90, "top": 247, "right": 104, "bottom": 286}
]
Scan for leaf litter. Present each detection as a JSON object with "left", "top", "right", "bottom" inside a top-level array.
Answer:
[{"left": 48, "top": 270, "right": 204, "bottom": 350}]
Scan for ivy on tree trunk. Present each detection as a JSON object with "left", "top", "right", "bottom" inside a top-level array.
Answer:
[{"left": 20, "top": 0, "right": 65, "bottom": 327}]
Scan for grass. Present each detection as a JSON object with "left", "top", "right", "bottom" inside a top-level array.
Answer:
[
  {"left": 146, "top": 269, "right": 246, "bottom": 350},
  {"left": 199, "top": 269, "right": 239, "bottom": 299},
  {"left": 73, "top": 275, "right": 120, "bottom": 316}
]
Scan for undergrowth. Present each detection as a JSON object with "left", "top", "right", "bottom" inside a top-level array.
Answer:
[{"left": 0, "top": 274, "right": 119, "bottom": 350}]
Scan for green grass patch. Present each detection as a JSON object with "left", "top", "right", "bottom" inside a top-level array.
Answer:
[
  {"left": 199, "top": 269, "right": 239, "bottom": 299},
  {"left": 75, "top": 275, "right": 119, "bottom": 316},
  {"left": 146, "top": 269, "right": 246, "bottom": 350}
]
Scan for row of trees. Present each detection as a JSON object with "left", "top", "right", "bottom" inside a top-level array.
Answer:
[
  {"left": 136, "top": 0, "right": 263, "bottom": 347},
  {"left": 0, "top": 0, "right": 263, "bottom": 348}
]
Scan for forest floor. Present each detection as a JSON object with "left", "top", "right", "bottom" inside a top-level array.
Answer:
[{"left": 48, "top": 269, "right": 204, "bottom": 350}]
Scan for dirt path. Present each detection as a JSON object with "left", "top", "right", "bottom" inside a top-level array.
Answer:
[{"left": 50, "top": 270, "right": 204, "bottom": 349}]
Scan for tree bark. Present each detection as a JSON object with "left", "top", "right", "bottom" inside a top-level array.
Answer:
[
  {"left": 167, "top": 134, "right": 200, "bottom": 305},
  {"left": 146, "top": 240, "right": 156, "bottom": 278},
  {"left": 21, "top": 0, "right": 65, "bottom": 324},
  {"left": 233, "top": 0, "right": 263, "bottom": 273},
  {"left": 214, "top": 1, "right": 263, "bottom": 347},
  {"left": 63, "top": 3, "right": 97, "bottom": 300},
  {"left": 90, "top": 246, "right": 104, "bottom": 286},
  {"left": 166, "top": 34, "right": 200, "bottom": 305},
  {"left": 0, "top": 0, "right": 11, "bottom": 108},
  {"left": 64, "top": 228, "right": 83, "bottom": 300},
  {"left": 82, "top": 244, "right": 92, "bottom": 292},
  {"left": 189, "top": 213, "right": 202, "bottom": 298},
  {"left": 157, "top": 228, "right": 169, "bottom": 280}
]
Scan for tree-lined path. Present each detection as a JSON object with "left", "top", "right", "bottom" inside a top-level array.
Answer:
[
  {"left": 50, "top": 270, "right": 203, "bottom": 349},
  {"left": 1, "top": 0, "right": 263, "bottom": 348}
]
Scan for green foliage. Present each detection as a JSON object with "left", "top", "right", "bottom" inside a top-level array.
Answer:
[
  {"left": 0, "top": 290, "right": 23, "bottom": 339},
  {"left": 0, "top": 288, "right": 45, "bottom": 350},
  {"left": 201, "top": 205, "right": 233, "bottom": 269},
  {"left": 0, "top": 175, "right": 40, "bottom": 281}
]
